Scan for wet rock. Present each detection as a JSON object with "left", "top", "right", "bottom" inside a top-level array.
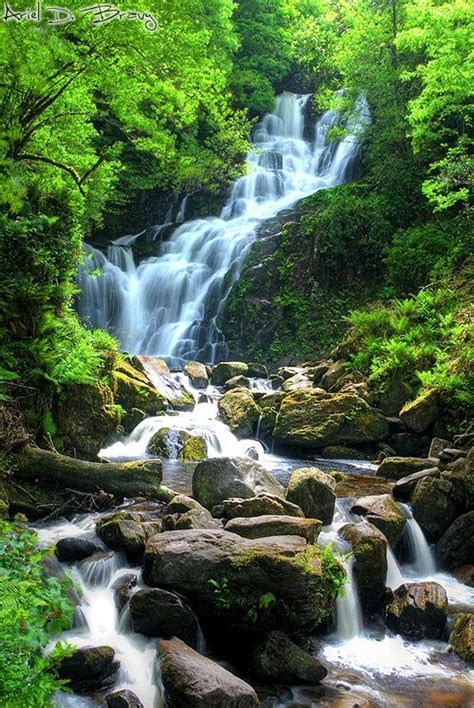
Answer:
[
  {"left": 453, "top": 565, "right": 474, "bottom": 587},
  {"left": 399, "top": 390, "right": 440, "bottom": 434},
  {"left": 436, "top": 512, "right": 474, "bottom": 569},
  {"left": 247, "top": 363, "right": 268, "bottom": 378},
  {"left": 96, "top": 511, "right": 162, "bottom": 559},
  {"left": 55, "top": 536, "right": 100, "bottom": 562},
  {"left": 251, "top": 630, "right": 327, "bottom": 684},
  {"left": 113, "top": 360, "right": 167, "bottom": 416},
  {"left": 175, "top": 508, "right": 220, "bottom": 530},
  {"left": 105, "top": 689, "right": 144, "bottom": 708},
  {"left": 193, "top": 457, "right": 284, "bottom": 510},
  {"left": 56, "top": 645, "right": 119, "bottom": 693},
  {"left": 167, "top": 495, "right": 207, "bottom": 514},
  {"left": 133, "top": 355, "right": 194, "bottom": 409},
  {"left": 158, "top": 637, "right": 259, "bottom": 707},
  {"left": 441, "top": 447, "right": 474, "bottom": 512},
  {"left": 322, "top": 445, "right": 366, "bottom": 460},
  {"left": 180, "top": 435, "right": 207, "bottom": 461},
  {"left": 225, "top": 375, "right": 252, "bottom": 390},
  {"left": 351, "top": 494, "right": 406, "bottom": 547},
  {"left": 411, "top": 477, "right": 457, "bottom": 542},
  {"left": 384, "top": 582, "right": 448, "bottom": 640},
  {"left": 281, "top": 373, "right": 314, "bottom": 392},
  {"left": 144, "top": 529, "right": 335, "bottom": 635},
  {"left": 211, "top": 361, "right": 249, "bottom": 386},
  {"left": 274, "top": 391, "right": 388, "bottom": 449},
  {"left": 341, "top": 523, "right": 387, "bottom": 614},
  {"left": 184, "top": 361, "right": 209, "bottom": 389},
  {"left": 286, "top": 467, "right": 336, "bottom": 525},
  {"left": 376, "top": 456, "right": 434, "bottom": 480},
  {"left": 429, "top": 437, "right": 451, "bottom": 458},
  {"left": 225, "top": 515, "right": 321, "bottom": 542},
  {"left": 392, "top": 467, "right": 439, "bottom": 501},
  {"left": 130, "top": 588, "right": 199, "bottom": 646},
  {"left": 112, "top": 573, "right": 137, "bottom": 613},
  {"left": 222, "top": 493, "right": 303, "bottom": 519},
  {"left": 450, "top": 613, "right": 474, "bottom": 664},
  {"left": 321, "top": 360, "right": 346, "bottom": 391},
  {"left": 389, "top": 432, "right": 431, "bottom": 458},
  {"left": 217, "top": 387, "right": 260, "bottom": 437}
]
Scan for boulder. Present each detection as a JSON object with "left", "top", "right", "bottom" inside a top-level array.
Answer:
[
  {"left": 113, "top": 361, "right": 167, "bottom": 416},
  {"left": 399, "top": 390, "right": 440, "bottom": 433},
  {"left": 429, "top": 437, "right": 451, "bottom": 458},
  {"left": 193, "top": 457, "right": 284, "bottom": 510},
  {"left": 225, "top": 375, "right": 252, "bottom": 390},
  {"left": 453, "top": 565, "right": 474, "bottom": 587},
  {"left": 130, "top": 588, "right": 198, "bottom": 646},
  {"left": 281, "top": 373, "right": 314, "bottom": 392},
  {"left": 212, "top": 361, "right": 249, "bottom": 386},
  {"left": 384, "top": 582, "right": 448, "bottom": 640},
  {"left": 96, "top": 511, "right": 162, "bottom": 559},
  {"left": 376, "top": 457, "right": 434, "bottom": 481},
  {"left": 441, "top": 448, "right": 474, "bottom": 513},
  {"left": 286, "top": 468, "right": 336, "bottom": 525},
  {"left": 436, "top": 512, "right": 474, "bottom": 569},
  {"left": 341, "top": 523, "right": 387, "bottom": 614},
  {"left": 222, "top": 493, "right": 303, "bottom": 520},
  {"left": 180, "top": 435, "right": 208, "bottom": 461},
  {"left": 251, "top": 630, "right": 327, "bottom": 684},
  {"left": 450, "top": 613, "right": 474, "bottom": 664},
  {"left": 167, "top": 495, "right": 207, "bottom": 515},
  {"left": 225, "top": 515, "right": 321, "bottom": 543},
  {"left": 55, "top": 536, "right": 100, "bottom": 563},
  {"left": 322, "top": 445, "right": 366, "bottom": 460},
  {"left": 56, "top": 645, "right": 119, "bottom": 693},
  {"left": 112, "top": 573, "right": 137, "bottom": 613},
  {"left": 184, "top": 361, "right": 209, "bottom": 389},
  {"left": 144, "top": 529, "right": 336, "bottom": 635},
  {"left": 133, "top": 355, "right": 194, "bottom": 409},
  {"left": 392, "top": 468, "right": 439, "bottom": 501},
  {"left": 278, "top": 366, "right": 306, "bottom": 381},
  {"left": 274, "top": 391, "right": 388, "bottom": 449},
  {"left": 158, "top": 637, "right": 259, "bottom": 707},
  {"left": 311, "top": 362, "right": 331, "bottom": 386},
  {"left": 175, "top": 508, "right": 220, "bottom": 530},
  {"left": 320, "top": 361, "right": 346, "bottom": 391},
  {"left": 411, "top": 477, "right": 457, "bottom": 542},
  {"left": 105, "top": 690, "right": 144, "bottom": 708},
  {"left": 247, "top": 363, "right": 268, "bottom": 378},
  {"left": 217, "top": 388, "right": 260, "bottom": 437},
  {"left": 351, "top": 495, "right": 406, "bottom": 547}
]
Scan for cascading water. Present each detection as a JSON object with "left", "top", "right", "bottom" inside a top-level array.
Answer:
[
  {"left": 400, "top": 503, "right": 436, "bottom": 576},
  {"left": 78, "top": 92, "right": 369, "bottom": 365}
]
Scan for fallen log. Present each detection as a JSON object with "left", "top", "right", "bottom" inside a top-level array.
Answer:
[{"left": 11, "top": 445, "right": 168, "bottom": 500}]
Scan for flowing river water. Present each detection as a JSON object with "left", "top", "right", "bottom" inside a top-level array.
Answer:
[{"left": 36, "top": 93, "right": 474, "bottom": 705}]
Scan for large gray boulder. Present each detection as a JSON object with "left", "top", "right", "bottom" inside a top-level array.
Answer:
[
  {"left": 384, "top": 582, "right": 448, "bottom": 640},
  {"left": 192, "top": 457, "right": 284, "bottom": 510},
  {"left": 224, "top": 515, "right": 321, "bottom": 543},
  {"left": 211, "top": 361, "right": 249, "bottom": 386},
  {"left": 158, "top": 637, "right": 259, "bottom": 707},
  {"left": 217, "top": 388, "right": 260, "bottom": 437},
  {"left": 143, "top": 529, "right": 337, "bottom": 635},
  {"left": 221, "top": 493, "right": 303, "bottom": 519},
  {"left": 129, "top": 588, "right": 199, "bottom": 647},
  {"left": 96, "top": 510, "right": 162, "bottom": 559},
  {"left": 286, "top": 467, "right": 336, "bottom": 525}
]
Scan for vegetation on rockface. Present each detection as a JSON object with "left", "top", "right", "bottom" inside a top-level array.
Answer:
[{"left": 0, "top": 520, "right": 74, "bottom": 707}]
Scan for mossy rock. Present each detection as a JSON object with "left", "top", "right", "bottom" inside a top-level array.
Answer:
[
  {"left": 286, "top": 467, "right": 336, "bottom": 525},
  {"left": 211, "top": 361, "right": 249, "bottom": 386},
  {"left": 376, "top": 456, "right": 434, "bottom": 480},
  {"left": 184, "top": 361, "right": 209, "bottom": 389},
  {"left": 113, "top": 369, "right": 167, "bottom": 416},
  {"left": 450, "top": 613, "right": 474, "bottom": 664},
  {"left": 399, "top": 389, "right": 440, "bottom": 434},
  {"left": 411, "top": 477, "right": 457, "bottom": 542},
  {"left": 180, "top": 435, "right": 208, "bottom": 461},
  {"left": 251, "top": 630, "right": 327, "bottom": 683},
  {"left": 322, "top": 445, "right": 366, "bottom": 460},
  {"left": 351, "top": 494, "right": 406, "bottom": 547},
  {"left": 217, "top": 387, "right": 260, "bottom": 437},
  {"left": 341, "top": 522, "right": 387, "bottom": 614}
]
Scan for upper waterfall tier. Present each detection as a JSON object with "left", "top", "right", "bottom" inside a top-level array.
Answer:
[{"left": 78, "top": 92, "right": 369, "bottom": 365}]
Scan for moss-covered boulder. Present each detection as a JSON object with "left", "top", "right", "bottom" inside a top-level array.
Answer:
[
  {"left": 320, "top": 360, "right": 346, "bottom": 391},
  {"left": 251, "top": 630, "right": 327, "bottom": 684},
  {"left": 376, "top": 456, "right": 434, "bottom": 480},
  {"left": 341, "top": 522, "right": 388, "bottom": 614},
  {"left": 211, "top": 361, "right": 249, "bottom": 386},
  {"left": 147, "top": 428, "right": 207, "bottom": 461},
  {"left": 274, "top": 391, "right": 388, "bottom": 449},
  {"left": 225, "top": 515, "right": 321, "bottom": 543},
  {"left": 96, "top": 510, "right": 162, "bottom": 559},
  {"left": 399, "top": 389, "right": 440, "bottom": 434},
  {"left": 286, "top": 467, "right": 336, "bottom": 525},
  {"left": 442, "top": 447, "right": 474, "bottom": 513},
  {"left": 411, "top": 477, "right": 457, "bottom": 542},
  {"left": 130, "top": 588, "right": 199, "bottom": 646},
  {"left": 56, "top": 645, "right": 119, "bottom": 693},
  {"left": 436, "top": 512, "right": 474, "bottom": 569},
  {"left": 113, "top": 360, "right": 167, "bottom": 415},
  {"left": 225, "top": 375, "right": 252, "bottom": 390},
  {"left": 133, "top": 355, "right": 194, "bottom": 410},
  {"left": 144, "top": 529, "right": 338, "bottom": 635},
  {"left": 281, "top": 373, "right": 314, "bottom": 392},
  {"left": 222, "top": 493, "right": 303, "bottom": 519},
  {"left": 450, "top": 613, "right": 474, "bottom": 664},
  {"left": 351, "top": 494, "right": 406, "bottom": 547},
  {"left": 180, "top": 435, "right": 208, "bottom": 461},
  {"left": 217, "top": 387, "right": 260, "bottom": 437},
  {"left": 184, "top": 361, "right": 209, "bottom": 389},
  {"left": 384, "top": 582, "right": 448, "bottom": 640}
]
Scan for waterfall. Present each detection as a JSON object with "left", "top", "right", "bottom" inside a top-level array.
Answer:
[
  {"left": 399, "top": 503, "right": 436, "bottom": 577},
  {"left": 78, "top": 92, "right": 369, "bottom": 366},
  {"left": 335, "top": 557, "right": 363, "bottom": 640},
  {"left": 386, "top": 547, "right": 404, "bottom": 590}
]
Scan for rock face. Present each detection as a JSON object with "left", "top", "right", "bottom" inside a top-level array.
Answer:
[
  {"left": 113, "top": 360, "right": 167, "bottom": 416},
  {"left": 96, "top": 511, "right": 162, "bottom": 559},
  {"left": 436, "top": 512, "right": 474, "bottom": 569},
  {"left": 286, "top": 467, "right": 336, "bottom": 525},
  {"left": 184, "top": 361, "right": 209, "bottom": 389},
  {"left": 158, "top": 637, "right": 259, "bottom": 707},
  {"left": 384, "top": 582, "right": 448, "bottom": 640},
  {"left": 225, "top": 515, "right": 321, "bottom": 543},
  {"left": 221, "top": 493, "right": 303, "bottom": 519},
  {"left": 129, "top": 588, "right": 198, "bottom": 646},
  {"left": 55, "top": 536, "right": 100, "bottom": 562},
  {"left": 411, "top": 477, "right": 457, "bottom": 542},
  {"left": 56, "top": 645, "right": 119, "bottom": 693},
  {"left": 376, "top": 456, "right": 434, "bottom": 480},
  {"left": 212, "top": 361, "right": 249, "bottom": 386},
  {"left": 217, "top": 387, "right": 260, "bottom": 437},
  {"left": 144, "top": 529, "right": 336, "bottom": 635},
  {"left": 450, "top": 613, "right": 474, "bottom": 664},
  {"left": 192, "top": 457, "right": 284, "bottom": 510},
  {"left": 274, "top": 391, "right": 388, "bottom": 449},
  {"left": 251, "top": 630, "right": 327, "bottom": 684},
  {"left": 399, "top": 390, "right": 440, "bottom": 433},
  {"left": 351, "top": 495, "right": 406, "bottom": 547},
  {"left": 341, "top": 523, "right": 388, "bottom": 614}
]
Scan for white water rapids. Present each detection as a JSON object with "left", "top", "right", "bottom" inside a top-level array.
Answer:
[{"left": 78, "top": 92, "right": 369, "bottom": 365}]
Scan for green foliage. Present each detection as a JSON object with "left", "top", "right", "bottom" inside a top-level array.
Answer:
[
  {"left": 320, "top": 542, "right": 348, "bottom": 599},
  {"left": 0, "top": 520, "right": 74, "bottom": 707},
  {"left": 208, "top": 576, "right": 277, "bottom": 623}
]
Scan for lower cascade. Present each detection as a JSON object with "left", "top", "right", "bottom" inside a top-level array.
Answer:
[{"left": 78, "top": 92, "right": 369, "bottom": 365}]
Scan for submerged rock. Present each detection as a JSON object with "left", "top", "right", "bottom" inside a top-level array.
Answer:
[
  {"left": 351, "top": 494, "right": 406, "bottom": 547},
  {"left": 221, "top": 493, "right": 303, "bottom": 519},
  {"left": 436, "top": 512, "right": 474, "bottom": 569},
  {"left": 225, "top": 515, "right": 321, "bottom": 543},
  {"left": 56, "top": 645, "right": 119, "bottom": 693},
  {"left": 376, "top": 456, "right": 434, "bottom": 480},
  {"left": 158, "top": 637, "right": 259, "bottom": 707},
  {"left": 55, "top": 536, "right": 100, "bottom": 562},
  {"left": 144, "top": 529, "right": 336, "bottom": 635},
  {"left": 341, "top": 523, "right": 387, "bottom": 614},
  {"left": 217, "top": 387, "right": 260, "bottom": 437},
  {"left": 286, "top": 467, "right": 336, "bottom": 525},
  {"left": 251, "top": 630, "right": 327, "bottom": 684},
  {"left": 411, "top": 477, "right": 457, "bottom": 542},
  {"left": 274, "top": 391, "right": 388, "bottom": 449},
  {"left": 450, "top": 613, "right": 474, "bottom": 664},
  {"left": 384, "top": 582, "right": 448, "bottom": 640},
  {"left": 192, "top": 457, "right": 284, "bottom": 510},
  {"left": 130, "top": 588, "right": 199, "bottom": 646}
]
